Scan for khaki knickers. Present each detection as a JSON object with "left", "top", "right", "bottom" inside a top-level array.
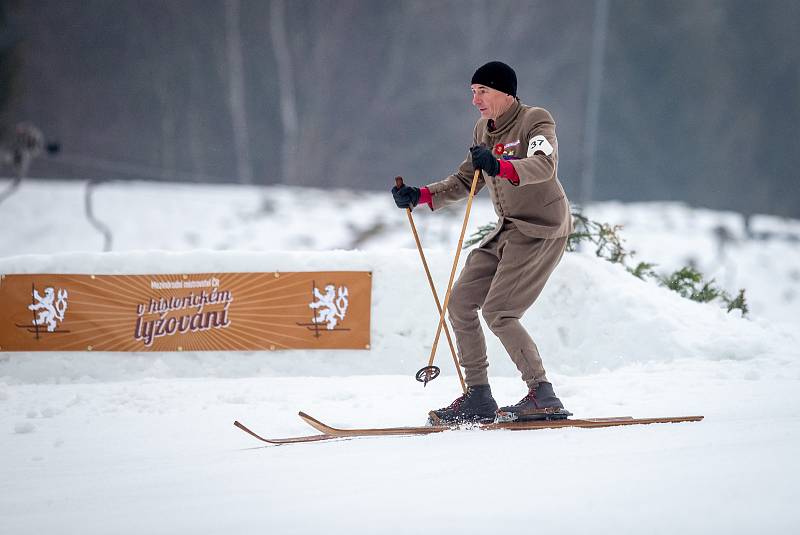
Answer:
[{"left": 447, "top": 222, "right": 567, "bottom": 389}]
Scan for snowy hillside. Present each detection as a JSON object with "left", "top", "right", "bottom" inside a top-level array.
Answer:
[
  {"left": 2, "top": 179, "right": 798, "bottom": 326},
  {"left": 1, "top": 179, "right": 799, "bottom": 534}
]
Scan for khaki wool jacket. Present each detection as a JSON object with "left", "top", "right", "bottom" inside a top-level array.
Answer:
[{"left": 426, "top": 100, "right": 573, "bottom": 246}]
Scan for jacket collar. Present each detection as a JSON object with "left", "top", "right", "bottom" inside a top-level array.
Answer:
[{"left": 486, "top": 99, "right": 523, "bottom": 137}]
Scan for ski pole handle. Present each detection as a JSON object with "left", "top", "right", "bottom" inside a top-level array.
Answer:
[{"left": 394, "top": 176, "right": 413, "bottom": 213}]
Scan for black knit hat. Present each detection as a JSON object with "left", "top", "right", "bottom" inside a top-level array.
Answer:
[{"left": 471, "top": 61, "right": 517, "bottom": 97}]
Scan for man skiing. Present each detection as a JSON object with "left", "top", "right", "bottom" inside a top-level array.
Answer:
[{"left": 392, "top": 61, "right": 573, "bottom": 424}]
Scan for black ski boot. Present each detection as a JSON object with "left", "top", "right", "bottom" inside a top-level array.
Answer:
[
  {"left": 427, "top": 384, "right": 498, "bottom": 425},
  {"left": 495, "top": 382, "right": 572, "bottom": 423}
]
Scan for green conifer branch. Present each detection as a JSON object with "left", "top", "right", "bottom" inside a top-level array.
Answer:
[{"left": 466, "top": 210, "right": 749, "bottom": 316}]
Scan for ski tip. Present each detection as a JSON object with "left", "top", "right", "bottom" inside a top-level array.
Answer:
[
  {"left": 297, "top": 411, "right": 321, "bottom": 424},
  {"left": 297, "top": 411, "right": 335, "bottom": 435},
  {"left": 234, "top": 420, "right": 255, "bottom": 433}
]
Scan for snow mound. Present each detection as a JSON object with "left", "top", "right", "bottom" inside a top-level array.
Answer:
[{"left": 1, "top": 249, "right": 796, "bottom": 384}]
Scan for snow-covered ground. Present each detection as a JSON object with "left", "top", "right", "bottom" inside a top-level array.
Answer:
[
  {"left": 1, "top": 179, "right": 799, "bottom": 534},
  {"left": 4, "top": 368, "right": 800, "bottom": 534}
]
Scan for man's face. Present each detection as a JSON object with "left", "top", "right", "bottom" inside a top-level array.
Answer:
[{"left": 471, "top": 84, "right": 513, "bottom": 120}]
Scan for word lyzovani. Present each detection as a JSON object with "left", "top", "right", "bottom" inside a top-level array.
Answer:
[{"left": 134, "top": 289, "right": 233, "bottom": 347}]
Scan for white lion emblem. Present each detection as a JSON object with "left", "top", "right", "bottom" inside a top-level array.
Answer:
[
  {"left": 28, "top": 287, "right": 69, "bottom": 332},
  {"left": 309, "top": 284, "right": 349, "bottom": 330}
]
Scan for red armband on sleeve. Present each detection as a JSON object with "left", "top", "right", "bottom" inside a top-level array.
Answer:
[{"left": 498, "top": 160, "right": 520, "bottom": 185}]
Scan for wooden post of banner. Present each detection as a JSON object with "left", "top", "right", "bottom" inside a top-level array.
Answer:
[{"left": 395, "top": 177, "right": 466, "bottom": 394}]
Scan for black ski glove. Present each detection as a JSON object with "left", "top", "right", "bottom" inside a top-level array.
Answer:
[
  {"left": 391, "top": 184, "right": 421, "bottom": 209},
  {"left": 470, "top": 145, "right": 500, "bottom": 177}
]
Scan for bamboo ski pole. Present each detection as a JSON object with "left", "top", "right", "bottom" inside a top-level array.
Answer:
[
  {"left": 395, "top": 177, "right": 466, "bottom": 394},
  {"left": 419, "top": 168, "right": 482, "bottom": 386}
]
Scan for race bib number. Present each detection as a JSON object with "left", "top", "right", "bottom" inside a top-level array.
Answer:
[{"left": 527, "top": 135, "right": 554, "bottom": 157}]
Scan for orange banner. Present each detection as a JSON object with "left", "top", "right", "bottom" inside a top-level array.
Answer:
[{"left": 0, "top": 272, "right": 371, "bottom": 351}]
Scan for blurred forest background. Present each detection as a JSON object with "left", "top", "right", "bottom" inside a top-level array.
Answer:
[{"left": 1, "top": 0, "right": 798, "bottom": 218}]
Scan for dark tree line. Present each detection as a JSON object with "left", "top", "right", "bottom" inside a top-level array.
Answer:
[{"left": 1, "top": 0, "right": 798, "bottom": 218}]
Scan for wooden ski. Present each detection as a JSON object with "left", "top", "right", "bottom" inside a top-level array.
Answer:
[
  {"left": 298, "top": 411, "right": 703, "bottom": 438},
  {"left": 233, "top": 420, "right": 340, "bottom": 445},
  {"left": 234, "top": 413, "right": 703, "bottom": 446}
]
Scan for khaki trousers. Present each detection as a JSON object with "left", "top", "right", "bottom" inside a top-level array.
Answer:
[{"left": 448, "top": 222, "right": 567, "bottom": 389}]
